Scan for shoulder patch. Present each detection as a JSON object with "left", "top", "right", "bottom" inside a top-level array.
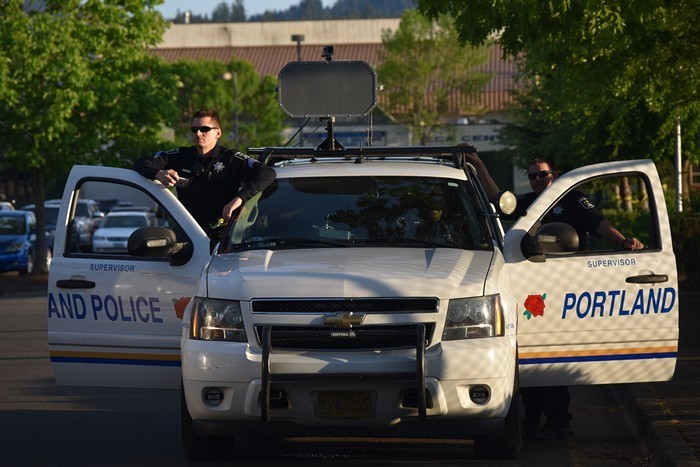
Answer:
[
  {"left": 578, "top": 196, "right": 596, "bottom": 209},
  {"left": 153, "top": 148, "right": 180, "bottom": 159}
]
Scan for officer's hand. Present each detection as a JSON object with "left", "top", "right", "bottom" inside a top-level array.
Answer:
[
  {"left": 457, "top": 143, "right": 482, "bottom": 166},
  {"left": 155, "top": 169, "right": 178, "bottom": 187},
  {"left": 223, "top": 197, "right": 243, "bottom": 221},
  {"left": 457, "top": 143, "right": 478, "bottom": 155},
  {"left": 622, "top": 237, "right": 644, "bottom": 250}
]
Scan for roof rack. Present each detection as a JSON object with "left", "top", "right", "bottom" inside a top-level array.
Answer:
[{"left": 249, "top": 145, "right": 474, "bottom": 169}]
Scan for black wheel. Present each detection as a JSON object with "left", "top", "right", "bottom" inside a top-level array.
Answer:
[
  {"left": 473, "top": 364, "right": 523, "bottom": 458},
  {"left": 19, "top": 248, "right": 34, "bottom": 276},
  {"left": 181, "top": 386, "right": 235, "bottom": 462}
]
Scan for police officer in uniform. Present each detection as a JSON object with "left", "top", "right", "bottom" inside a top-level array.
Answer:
[
  {"left": 133, "top": 109, "right": 276, "bottom": 234},
  {"left": 462, "top": 147, "right": 644, "bottom": 439}
]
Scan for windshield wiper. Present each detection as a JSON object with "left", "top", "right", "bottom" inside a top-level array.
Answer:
[
  {"left": 230, "top": 236, "right": 350, "bottom": 250},
  {"left": 353, "top": 237, "right": 447, "bottom": 248}
]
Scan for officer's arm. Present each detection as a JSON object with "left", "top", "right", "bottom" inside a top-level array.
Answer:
[
  {"left": 237, "top": 158, "right": 277, "bottom": 203},
  {"left": 595, "top": 220, "right": 644, "bottom": 250}
]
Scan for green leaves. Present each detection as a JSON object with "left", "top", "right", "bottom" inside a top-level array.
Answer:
[
  {"left": 377, "top": 9, "right": 492, "bottom": 145},
  {"left": 417, "top": 0, "right": 700, "bottom": 174},
  {"left": 0, "top": 0, "right": 178, "bottom": 174}
]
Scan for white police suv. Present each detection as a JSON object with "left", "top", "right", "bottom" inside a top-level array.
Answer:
[{"left": 47, "top": 62, "right": 678, "bottom": 462}]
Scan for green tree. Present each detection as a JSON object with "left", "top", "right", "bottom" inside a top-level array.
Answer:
[
  {"left": 417, "top": 0, "right": 700, "bottom": 196},
  {"left": 211, "top": 1, "right": 245, "bottom": 22},
  {"left": 0, "top": 0, "right": 180, "bottom": 274},
  {"left": 230, "top": 0, "right": 246, "bottom": 22},
  {"left": 377, "top": 9, "right": 492, "bottom": 145},
  {"left": 168, "top": 59, "right": 285, "bottom": 151},
  {"left": 211, "top": 2, "right": 231, "bottom": 22}
]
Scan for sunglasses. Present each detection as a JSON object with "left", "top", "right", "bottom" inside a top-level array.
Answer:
[
  {"left": 190, "top": 126, "right": 219, "bottom": 133},
  {"left": 527, "top": 170, "right": 553, "bottom": 180}
]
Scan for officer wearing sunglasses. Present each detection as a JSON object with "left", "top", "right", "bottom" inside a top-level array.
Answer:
[
  {"left": 133, "top": 109, "right": 276, "bottom": 234},
  {"left": 460, "top": 145, "right": 643, "bottom": 252}
]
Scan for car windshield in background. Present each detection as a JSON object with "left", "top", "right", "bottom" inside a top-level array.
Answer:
[
  {"left": 45, "top": 206, "right": 59, "bottom": 226},
  {"left": 100, "top": 214, "right": 149, "bottom": 229},
  {"left": 0, "top": 215, "right": 25, "bottom": 234},
  {"left": 224, "top": 176, "right": 490, "bottom": 252}
]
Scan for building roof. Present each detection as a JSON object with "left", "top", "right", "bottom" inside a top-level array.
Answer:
[{"left": 150, "top": 20, "right": 518, "bottom": 116}]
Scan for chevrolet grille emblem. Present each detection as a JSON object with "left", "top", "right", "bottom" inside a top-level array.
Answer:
[{"left": 323, "top": 312, "right": 365, "bottom": 329}]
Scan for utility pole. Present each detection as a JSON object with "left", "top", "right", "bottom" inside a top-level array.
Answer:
[
  {"left": 222, "top": 71, "right": 239, "bottom": 149},
  {"left": 676, "top": 116, "right": 683, "bottom": 213},
  {"left": 291, "top": 34, "right": 305, "bottom": 146}
]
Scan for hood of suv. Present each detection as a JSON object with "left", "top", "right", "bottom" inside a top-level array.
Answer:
[{"left": 206, "top": 248, "right": 493, "bottom": 300}]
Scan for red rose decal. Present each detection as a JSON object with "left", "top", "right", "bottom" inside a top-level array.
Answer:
[
  {"left": 172, "top": 296, "right": 192, "bottom": 320},
  {"left": 523, "top": 293, "right": 546, "bottom": 320}
]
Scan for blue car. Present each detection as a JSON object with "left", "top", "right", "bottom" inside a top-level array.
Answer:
[{"left": 0, "top": 210, "right": 51, "bottom": 275}]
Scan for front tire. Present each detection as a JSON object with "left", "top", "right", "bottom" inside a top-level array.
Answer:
[
  {"left": 473, "top": 365, "right": 523, "bottom": 458},
  {"left": 181, "top": 386, "right": 235, "bottom": 462},
  {"left": 18, "top": 249, "right": 34, "bottom": 276}
]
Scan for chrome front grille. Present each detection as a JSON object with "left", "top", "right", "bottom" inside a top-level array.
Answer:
[{"left": 251, "top": 298, "right": 438, "bottom": 313}]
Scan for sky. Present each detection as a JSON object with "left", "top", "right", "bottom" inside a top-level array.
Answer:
[{"left": 156, "top": 1, "right": 336, "bottom": 19}]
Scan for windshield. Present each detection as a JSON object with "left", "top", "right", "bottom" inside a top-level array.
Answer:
[
  {"left": 44, "top": 206, "right": 60, "bottom": 226},
  {"left": 75, "top": 203, "right": 91, "bottom": 218},
  {"left": 222, "top": 176, "right": 491, "bottom": 251},
  {"left": 0, "top": 216, "right": 25, "bottom": 234}
]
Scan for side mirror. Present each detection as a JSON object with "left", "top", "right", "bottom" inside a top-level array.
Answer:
[
  {"left": 521, "top": 222, "right": 579, "bottom": 261},
  {"left": 128, "top": 226, "right": 191, "bottom": 266}
]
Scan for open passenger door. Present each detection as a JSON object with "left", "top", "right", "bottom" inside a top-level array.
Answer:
[{"left": 504, "top": 160, "right": 678, "bottom": 387}]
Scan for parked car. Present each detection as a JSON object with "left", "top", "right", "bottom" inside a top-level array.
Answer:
[
  {"left": 92, "top": 211, "right": 155, "bottom": 253},
  {"left": 97, "top": 199, "right": 135, "bottom": 213},
  {"left": 109, "top": 205, "right": 154, "bottom": 213},
  {"left": 0, "top": 210, "right": 51, "bottom": 275},
  {"left": 23, "top": 199, "right": 103, "bottom": 252},
  {"left": 0, "top": 201, "right": 16, "bottom": 211}
]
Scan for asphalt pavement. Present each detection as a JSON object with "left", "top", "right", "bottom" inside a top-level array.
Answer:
[{"left": 1, "top": 271, "right": 698, "bottom": 466}]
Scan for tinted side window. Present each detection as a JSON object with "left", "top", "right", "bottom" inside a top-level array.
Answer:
[{"left": 543, "top": 173, "right": 657, "bottom": 254}]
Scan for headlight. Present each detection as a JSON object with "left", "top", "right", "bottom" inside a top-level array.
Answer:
[
  {"left": 93, "top": 235, "right": 105, "bottom": 241},
  {"left": 442, "top": 294, "right": 504, "bottom": 340},
  {"left": 190, "top": 297, "right": 246, "bottom": 342},
  {"left": 4, "top": 242, "right": 23, "bottom": 253}
]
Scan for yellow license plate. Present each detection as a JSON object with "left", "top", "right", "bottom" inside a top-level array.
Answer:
[{"left": 319, "top": 391, "right": 371, "bottom": 419}]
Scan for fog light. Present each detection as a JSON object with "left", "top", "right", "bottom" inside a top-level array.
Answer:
[
  {"left": 203, "top": 387, "right": 224, "bottom": 406},
  {"left": 469, "top": 385, "right": 490, "bottom": 405}
]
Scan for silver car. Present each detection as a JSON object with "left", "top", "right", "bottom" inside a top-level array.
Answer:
[{"left": 92, "top": 211, "right": 155, "bottom": 253}]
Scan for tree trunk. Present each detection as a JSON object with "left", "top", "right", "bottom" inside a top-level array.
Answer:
[
  {"left": 638, "top": 177, "right": 649, "bottom": 212},
  {"left": 621, "top": 176, "right": 633, "bottom": 212},
  {"left": 683, "top": 159, "right": 692, "bottom": 210},
  {"left": 31, "top": 168, "right": 49, "bottom": 276}
]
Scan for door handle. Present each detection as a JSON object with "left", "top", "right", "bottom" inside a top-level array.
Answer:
[
  {"left": 56, "top": 279, "right": 96, "bottom": 289},
  {"left": 626, "top": 274, "right": 668, "bottom": 284}
]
